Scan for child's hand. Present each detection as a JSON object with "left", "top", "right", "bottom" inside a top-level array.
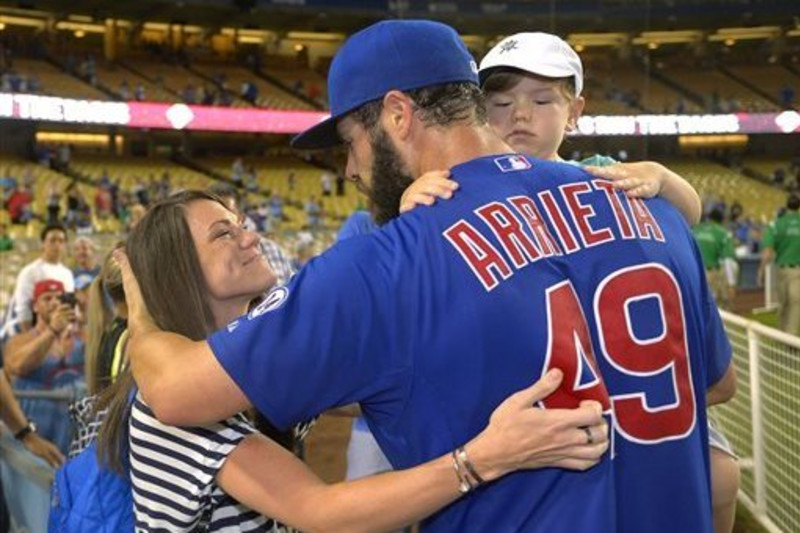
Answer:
[
  {"left": 400, "top": 170, "right": 459, "bottom": 214},
  {"left": 584, "top": 162, "right": 663, "bottom": 199}
]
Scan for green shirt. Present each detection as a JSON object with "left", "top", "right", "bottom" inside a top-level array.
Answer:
[
  {"left": 763, "top": 211, "right": 800, "bottom": 266},
  {"left": 0, "top": 236, "right": 13, "bottom": 252},
  {"left": 692, "top": 221, "right": 735, "bottom": 270}
]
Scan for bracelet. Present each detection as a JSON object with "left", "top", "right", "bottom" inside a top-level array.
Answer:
[
  {"left": 451, "top": 449, "right": 475, "bottom": 494},
  {"left": 14, "top": 421, "right": 36, "bottom": 441},
  {"left": 456, "top": 446, "right": 486, "bottom": 485}
]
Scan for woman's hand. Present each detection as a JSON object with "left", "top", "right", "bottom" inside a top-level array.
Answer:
[
  {"left": 465, "top": 369, "right": 609, "bottom": 481},
  {"left": 400, "top": 170, "right": 458, "bottom": 214},
  {"left": 112, "top": 249, "right": 157, "bottom": 336}
]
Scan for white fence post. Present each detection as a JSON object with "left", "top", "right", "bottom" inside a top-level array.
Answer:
[
  {"left": 764, "top": 263, "right": 777, "bottom": 310},
  {"left": 748, "top": 324, "right": 766, "bottom": 516}
]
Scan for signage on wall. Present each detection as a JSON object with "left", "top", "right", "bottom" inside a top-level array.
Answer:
[{"left": 0, "top": 92, "right": 797, "bottom": 136}]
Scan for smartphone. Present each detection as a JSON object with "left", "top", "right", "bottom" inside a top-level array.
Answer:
[{"left": 59, "top": 292, "right": 78, "bottom": 308}]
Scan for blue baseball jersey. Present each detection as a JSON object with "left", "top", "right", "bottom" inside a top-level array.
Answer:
[
  {"left": 209, "top": 155, "right": 730, "bottom": 533},
  {"left": 337, "top": 209, "right": 377, "bottom": 241}
]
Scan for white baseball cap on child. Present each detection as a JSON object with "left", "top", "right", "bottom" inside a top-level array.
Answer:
[{"left": 479, "top": 32, "right": 584, "bottom": 97}]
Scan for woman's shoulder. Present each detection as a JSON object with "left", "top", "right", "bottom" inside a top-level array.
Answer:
[{"left": 131, "top": 395, "right": 256, "bottom": 452}]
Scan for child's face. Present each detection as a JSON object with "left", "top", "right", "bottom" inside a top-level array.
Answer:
[{"left": 486, "top": 75, "right": 584, "bottom": 161}]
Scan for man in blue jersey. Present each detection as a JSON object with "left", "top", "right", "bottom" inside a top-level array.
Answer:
[{"left": 123, "top": 20, "right": 734, "bottom": 533}]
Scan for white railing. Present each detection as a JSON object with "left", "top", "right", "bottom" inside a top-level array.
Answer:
[
  {"left": 760, "top": 263, "right": 779, "bottom": 312},
  {"left": 713, "top": 310, "right": 800, "bottom": 533}
]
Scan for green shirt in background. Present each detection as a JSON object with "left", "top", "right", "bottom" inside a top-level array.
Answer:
[
  {"left": 763, "top": 211, "right": 800, "bottom": 266},
  {"left": 0, "top": 236, "right": 13, "bottom": 252},
  {"left": 692, "top": 221, "right": 736, "bottom": 270}
]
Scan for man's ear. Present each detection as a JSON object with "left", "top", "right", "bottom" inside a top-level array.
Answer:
[{"left": 381, "top": 90, "right": 415, "bottom": 140}]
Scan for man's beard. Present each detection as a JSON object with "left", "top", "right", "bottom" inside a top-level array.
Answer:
[{"left": 368, "top": 127, "right": 414, "bottom": 226}]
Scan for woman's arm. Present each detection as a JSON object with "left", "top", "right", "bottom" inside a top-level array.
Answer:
[{"left": 218, "top": 369, "right": 609, "bottom": 533}]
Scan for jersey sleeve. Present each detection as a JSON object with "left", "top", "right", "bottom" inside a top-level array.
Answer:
[
  {"left": 208, "top": 236, "right": 409, "bottom": 430},
  {"left": 703, "top": 281, "right": 733, "bottom": 388},
  {"left": 128, "top": 395, "right": 256, "bottom": 530},
  {"left": 337, "top": 210, "right": 377, "bottom": 241}
]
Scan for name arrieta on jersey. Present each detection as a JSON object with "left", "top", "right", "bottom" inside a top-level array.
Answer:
[{"left": 443, "top": 164, "right": 666, "bottom": 292}]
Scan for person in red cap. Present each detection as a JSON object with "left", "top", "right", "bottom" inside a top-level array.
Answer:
[
  {"left": 5, "top": 278, "right": 84, "bottom": 453},
  {"left": 1, "top": 223, "right": 75, "bottom": 339}
]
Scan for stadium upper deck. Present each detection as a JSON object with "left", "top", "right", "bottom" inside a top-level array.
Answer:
[{"left": 0, "top": 1, "right": 797, "bottom": 116}]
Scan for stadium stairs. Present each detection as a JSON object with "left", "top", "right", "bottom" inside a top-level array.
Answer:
[
  {"left": 718, "top": 66, "right": 783, "bottom": 109},
  {"left": 116, "top": 61, "right": 186, "bottom": 102},
  {"left": 706, "top": 154, "right": 780, "bottom": 190},
  {"left": 250, "top": 67, "right": 324, "bottom": 110},
  {"left": 42, "top": 52, "right": 120, "bottom": 102},
  {"left": 182, "top": 64, "right": 254, "bottom": 108},
  {"left": 784, "top": 61, "right": 800, "bottom": 79},
  {"left": 643, "top": 63, "right": 706, "bottom": 110},
  {"left": 57, "top": 163, "right": 99, "bottom": 189},
  {"left": 737, "top": 164, "right": 775, "bottom": 188},
  {"left": 170, "top": 153, "right": 272, "bottom": 198}
]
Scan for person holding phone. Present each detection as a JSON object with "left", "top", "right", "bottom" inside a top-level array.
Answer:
[
  {"left": 4, "top": 279, "right": 86, "bottom": 453},
  {"left": 1, "top": 224, "right": 75, "bottom": 340}
]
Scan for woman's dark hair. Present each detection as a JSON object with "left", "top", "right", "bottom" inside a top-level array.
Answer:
[
  {"left": 96, "top": 190, "right": 293, "bottom": 471},
  {"left": 96, "top": 190, "right": 228, "bottom": 472}
]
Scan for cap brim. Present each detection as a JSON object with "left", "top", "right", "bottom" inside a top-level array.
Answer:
[
  {"left": 291, "top": 116, "right": 342, "bottom": 150},
  {"left": 479, "top": 64, "right": 575, "bottom": 86}
]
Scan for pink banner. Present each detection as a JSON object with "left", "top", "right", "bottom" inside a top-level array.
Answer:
[
  {"left": 1, "top": 93, "right": 797, "bottom": 136},
  {"left": 126, "top": 102, "right": 328, "bottom": 133},
  {"left": 0, "top": 93, "right": 328, "bottom": 134}
]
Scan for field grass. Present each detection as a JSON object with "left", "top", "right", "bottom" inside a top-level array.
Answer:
[
  {"left": 735, "top": 505, "right": 770, "bottom": 533},
  {"left": 747, "top": 310, "right": 779, "bottom": 329}
]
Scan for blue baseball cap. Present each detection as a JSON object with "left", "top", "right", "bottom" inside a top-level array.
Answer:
[{"left": 291, "top": 20, "right": 479, "bottom": 150}]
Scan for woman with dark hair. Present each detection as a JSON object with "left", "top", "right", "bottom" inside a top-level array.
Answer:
[{"left": 100, "top": 190, "right": 607, "bottom": 532}]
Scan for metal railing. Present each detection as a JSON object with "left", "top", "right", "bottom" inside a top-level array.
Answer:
[
  {"left": 0, "top": 425, "right": 54, "bottom": 533},
  {"left": 713, "top": 310, "right": 800, "bottom": 533}
]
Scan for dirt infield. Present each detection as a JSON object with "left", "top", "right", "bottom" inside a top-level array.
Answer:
[{"left": 305, "top": 415, "right": 352, "bottom": 482}]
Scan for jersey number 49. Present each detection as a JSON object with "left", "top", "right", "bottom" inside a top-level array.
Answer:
[{"left": 541, "top": 263, "right": 696, "bottom": 445}]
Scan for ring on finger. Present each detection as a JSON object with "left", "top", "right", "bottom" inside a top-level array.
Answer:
[{"left": 582, "top": 426, "right": 594, "bottom": 445}]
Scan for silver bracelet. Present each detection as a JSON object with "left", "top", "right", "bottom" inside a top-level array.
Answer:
[
  {"left": 451, "top": 449, "right": 475, "bottom": 494},
  {"left": 456, "top": 446, "right": 486, "bottom": 485}
]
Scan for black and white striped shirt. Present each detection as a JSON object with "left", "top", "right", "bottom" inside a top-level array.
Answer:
[{"left": 129, "top": 395, "right": 289, "bottom": 532}]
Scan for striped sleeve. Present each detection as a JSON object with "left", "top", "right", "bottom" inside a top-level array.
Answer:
[{"left": 129, "top": 394, "right": 259, "bottom": 531}]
